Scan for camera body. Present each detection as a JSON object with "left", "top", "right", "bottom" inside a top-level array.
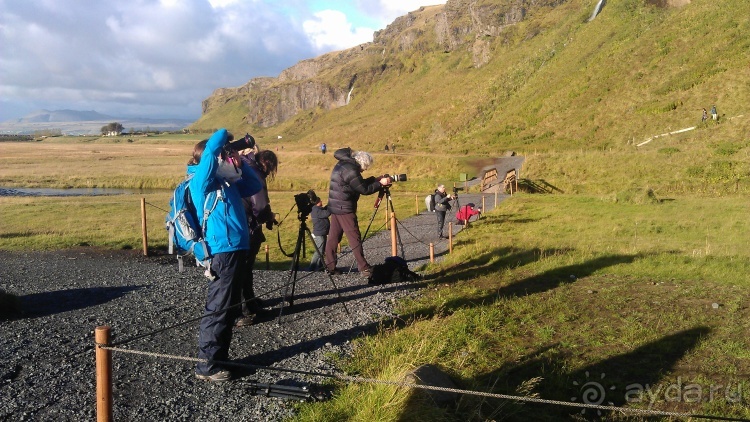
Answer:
[
  {"left": 453, "top": 186, "right": 464, "bottom": 194},
  {"left": 294, "top": 189, "right": 318, "bottom": 218},
  {"left": 225, "top": 133, "right": 256, "bottom": 156}
]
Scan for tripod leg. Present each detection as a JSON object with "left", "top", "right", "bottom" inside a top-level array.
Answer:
[{"left": 278, "top": 224, "right": 304, "bottom": 322}]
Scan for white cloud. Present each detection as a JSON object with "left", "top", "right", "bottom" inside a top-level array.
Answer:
[
  {"left": 303, "top": 10, "right": 374, "bottom": 52},
  {"left": 0, "top": 0, "right": 319, "bottom": 121},
  {"left": 0, "top": 0, "right": 447, "bottom": 122}
]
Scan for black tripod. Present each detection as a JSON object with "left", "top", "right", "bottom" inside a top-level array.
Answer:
[
  {"left": 278, "top": 211, "right": 349, "bottom": 322},
  {"left": 452, "top": 188, "right": 463, "bottom": 224}
]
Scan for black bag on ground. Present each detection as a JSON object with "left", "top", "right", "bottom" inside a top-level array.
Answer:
[{"left": 368, "top": 256, "right": 421, "bottom": 285}]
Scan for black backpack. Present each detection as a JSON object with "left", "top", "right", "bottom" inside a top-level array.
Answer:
[{"left": 368, "top": 256, "right": 421, "bottom": 285}]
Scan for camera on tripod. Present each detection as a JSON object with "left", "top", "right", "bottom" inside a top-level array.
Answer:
[
  {"left": 383, "top": 173, "right": 407, "bottom": 184},
  {"left": 453, "top": 186, "right": 464, "bottom": 194},
  {"left": 294, "top": 189, "right": 318, "bottom": 219}
]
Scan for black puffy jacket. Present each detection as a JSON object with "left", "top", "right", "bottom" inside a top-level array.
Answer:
[{"left": 327, "top": 148, "right": 382, "bottom": 215}]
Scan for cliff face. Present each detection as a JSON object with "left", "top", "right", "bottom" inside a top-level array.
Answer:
[{"left": 200, "top": 0, "right": 568, "bottom": 128}]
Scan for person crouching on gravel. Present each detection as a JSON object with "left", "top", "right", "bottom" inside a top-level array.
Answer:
[
  {"left": 433, "top": 184, "right": 453, "bottom": 239},
  {"left": 308, "top": 193, "right": 331, "bottom": 271},
  {"left": 455, "top": 203, "right": 481, "bottom": 226},
  {"left": 324, "top": 148, "right": 390, "bottom": 277},
  {"left": 189, "top": 129, "right": 262, "bottom": 383}
]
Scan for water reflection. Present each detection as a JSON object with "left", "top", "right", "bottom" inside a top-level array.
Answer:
[{"left": 0, "top": 187, "right": 162, "bottom": 197}]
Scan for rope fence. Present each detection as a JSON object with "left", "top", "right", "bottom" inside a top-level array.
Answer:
[
  {"left": 93, "top": 332, "right": 749, "bottom": 422},
  {"left": 112, "top": 196, "right": 750, "bottom": 421}
]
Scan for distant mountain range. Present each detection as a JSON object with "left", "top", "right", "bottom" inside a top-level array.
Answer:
[
  {"left": 14, "top": 109, "right": 116, "bottom": 123},
  {"left": 0, "top": 109, "right": 194, "bottom": 135}
]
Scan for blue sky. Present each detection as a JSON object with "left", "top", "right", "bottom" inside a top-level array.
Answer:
[{"left": 0, "top": 0, "right": 445, "bottom": 122}]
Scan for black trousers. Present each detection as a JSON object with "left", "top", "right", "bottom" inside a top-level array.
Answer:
[
  {"left": 436, "top": 210, "right": 447, "bottom": 236},
  {"left": 196, "top": 251, "right": 245, "bottom": 375},
  {"left": 240, "top": 228, "right": 265, "bottom": 317}
]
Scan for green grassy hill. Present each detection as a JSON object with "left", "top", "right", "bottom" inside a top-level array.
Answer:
[
  {"left": 191, "top": 0, "right": 750, "bottom": 195},
  {"left": 192, "top": 0, "right": 750, "bottom": 153}
]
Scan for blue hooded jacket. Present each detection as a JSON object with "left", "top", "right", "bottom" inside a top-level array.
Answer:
[{"left": 187, "top": 129, "right": 262, "bottom": 255}]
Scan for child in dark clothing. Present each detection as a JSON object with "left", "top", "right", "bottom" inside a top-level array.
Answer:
[{"left": 308, "top": 194, "right": 331, "bottom": 271}]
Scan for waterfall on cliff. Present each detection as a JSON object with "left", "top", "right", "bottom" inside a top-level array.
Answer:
[{"left": 588, "top": 0, "right": 605, "bottom": 21}]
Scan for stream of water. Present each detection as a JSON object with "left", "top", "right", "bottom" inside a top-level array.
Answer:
[{"left": 0, "top": 187, "right": 163, "bottom": 197}]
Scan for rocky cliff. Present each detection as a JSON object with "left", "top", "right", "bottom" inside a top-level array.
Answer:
[{"left": 200, "top": 0, "right": 568, "bottom": 128}]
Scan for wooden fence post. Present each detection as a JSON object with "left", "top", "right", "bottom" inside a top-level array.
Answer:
[
  {"left": 265, "top": 245, "right": 270, "bottom": 270},
  {"left": 448, "top": 222, "right": 453, "bottom": 254},
  {"left": 95, "top": 326, "right": 113, "bottom": 422},
  {"left": 140, "top": 198, "right": 148, "bottom": 256},
  {"left": 429, "top": 243, "right": 435, "bottom": 263}
]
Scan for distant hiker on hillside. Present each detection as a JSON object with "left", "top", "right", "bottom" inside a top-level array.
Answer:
[
  {"left": 384, "top": 144, "right": 389, "bottom": 152},
  {"left": 711, "top": 105, "right": 718, "bottom": 121},
  {"left": 321, "top": 143, "right": 327, "bottom": 154},
  {"left": 702, "top": 108, "right": 708, "bottom": 123}
]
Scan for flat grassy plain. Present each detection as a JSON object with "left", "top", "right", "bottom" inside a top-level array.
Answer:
[
  {"left": 0, "top": 136, "right": 436, "bottom": 263},
  {"left": 3, "top": 134, "right": 750, "bottom": 420}
]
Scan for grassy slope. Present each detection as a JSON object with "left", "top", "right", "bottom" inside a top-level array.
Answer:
[
  {"left": 194, "top": 0, "right": 750, "bottom": 149},
  {"left": 193, "top": 0, "right": 750, "bottom": 196},
  {"left": 294, "top": 194, "right": 750, "bottom": 421}
]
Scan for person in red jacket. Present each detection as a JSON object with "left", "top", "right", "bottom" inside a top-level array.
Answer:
[{"left": 455, "top": 203, "right": 481, "bottom": 225}]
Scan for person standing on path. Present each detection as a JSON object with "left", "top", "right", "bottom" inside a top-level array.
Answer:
[
  {"left": 235, "top": 143, "right": 279, "bottom": 327},
  {"left": 324, "top": 148, "right": 390, "bottom": 277},
  {"left": 189, "top": 129, "right": 262, "bottom": 382},
  {"left": 308, "top": 193, "right": 330, "bottom": 271},
  {"left": 711, "top": 105, "right": 718, "bottom": 121},
  {"left": 433, "top": 184, "right": 452, "bottom": 239}
]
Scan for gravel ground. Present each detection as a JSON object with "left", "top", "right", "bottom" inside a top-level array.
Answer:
[{"left": 0, "top": 193, "right": 502, "bottom": 421}]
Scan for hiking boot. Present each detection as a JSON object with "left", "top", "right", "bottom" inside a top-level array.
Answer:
[
  {"left": 360, "top": 268, "right": 372, "bottom": 278},
  {"left": 234, "top": 315, "right": 255, "bottom": 327},
  {"left": 195, "top": 369, "right": 231, "bottom": 382}
]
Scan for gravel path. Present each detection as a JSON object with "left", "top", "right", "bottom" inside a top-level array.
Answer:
[{"left": 0, "top": 193, "right": 503, "bottom": 421}]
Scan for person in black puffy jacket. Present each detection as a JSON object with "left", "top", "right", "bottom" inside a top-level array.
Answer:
[{"left": 324, "top": 147, "right": 390, "bottom": 276}]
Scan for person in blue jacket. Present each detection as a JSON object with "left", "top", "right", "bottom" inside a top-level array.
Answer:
[{"left": 188, "top": 128, "right": 262, "bottom": 382}]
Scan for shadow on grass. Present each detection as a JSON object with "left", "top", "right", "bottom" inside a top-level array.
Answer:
[
  {"left": 454, "top": 326, "right": 712, "bottom": 421},
  {"left": 19, "top": 286, "right": 145, "bottom": 318},
  {"left": 414, "top": 251, "right": 640, "bottom": 319}
]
